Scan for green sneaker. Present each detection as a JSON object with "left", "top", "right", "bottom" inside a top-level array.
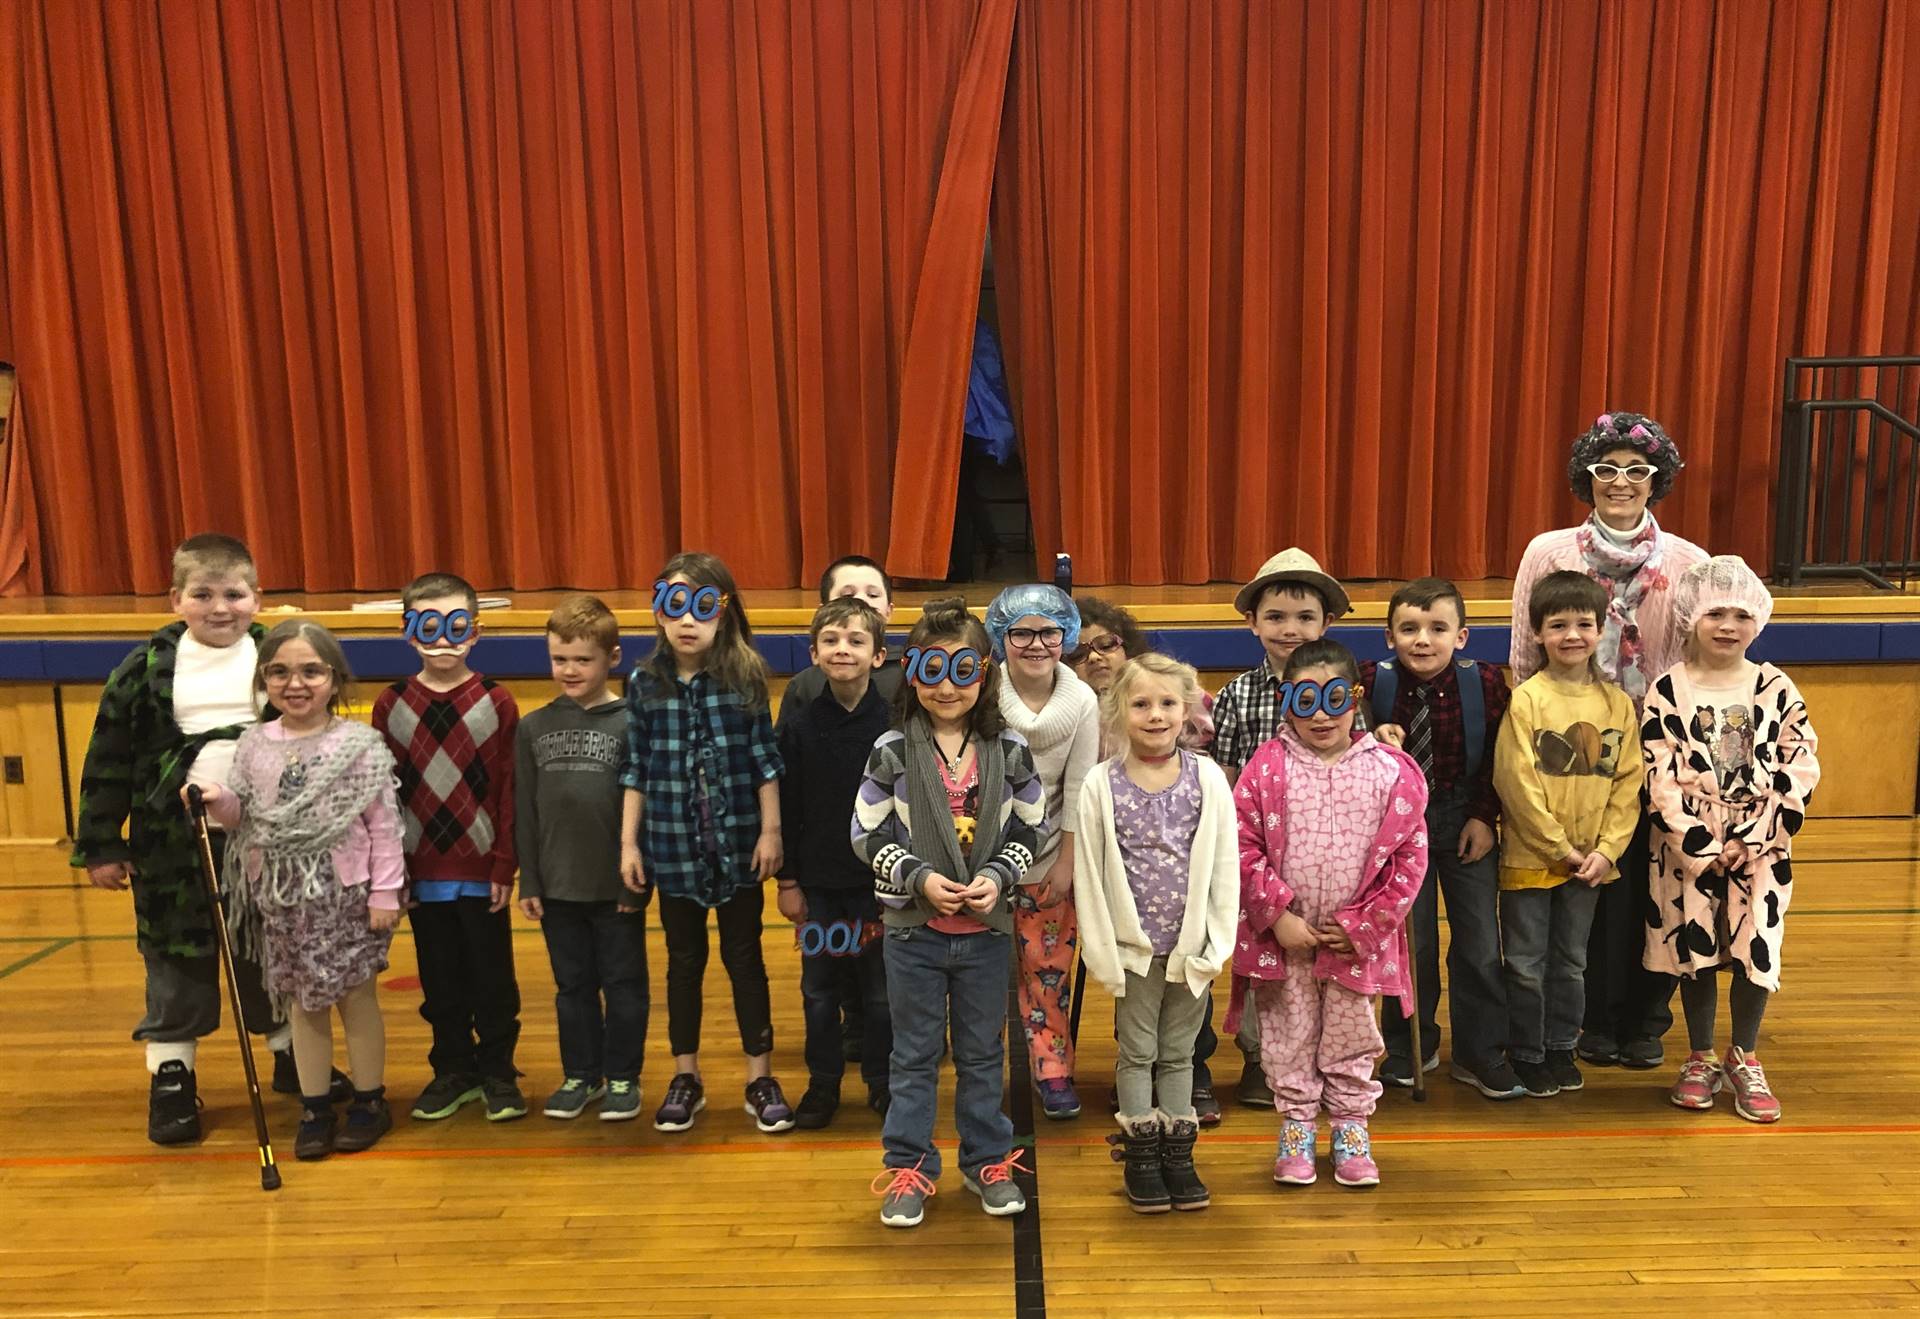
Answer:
[
  {"left": 542, "top": 1077, "right": 605, "bottom": 1119},
  {"left": 482, "top": 1076, "right": 529, "bottom": 1122},
  {"left": 410, "top": 1073, "right": 484, "bottom": 1121},
  {"left": 599, "top": 1078, "right": 642, "bottom": 1122}
]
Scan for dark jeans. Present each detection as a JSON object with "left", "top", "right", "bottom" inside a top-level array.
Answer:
[
  {"left": 1501, "top": 880, "right": 1602, "bottom": 1063},
  {"left": 409, "top": 897, "right": 522, "bottom": 1080},
  {"left": 1580, "top": 810, "right": 1676, "bottom": 1045},
  {"left": 657, "top": 886, "right": 773, "bottom": 1057},
  {"left": 540, "top": 899, "right": 651, "bottom": 1082},
  {"left": 1383, "top": 792, "right": 1509, "bottom": 1071},
  {"left": 881, "top": 924, "right": 1014, "bottom": 1182},
  {"left": 798, "top": 887, "right": 890, "bottom": 1089}
]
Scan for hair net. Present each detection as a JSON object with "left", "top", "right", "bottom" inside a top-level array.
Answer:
[
  {"left": 983, "top": 583, "right": 1082, "bottom": 660},
  {"left": 1670, "top": 555, "right": 1773, "bottom": 635}
]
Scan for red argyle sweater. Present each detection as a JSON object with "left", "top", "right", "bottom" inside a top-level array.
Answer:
[{"left": 372, "top": 673, "right": 518, "bottom": 888}]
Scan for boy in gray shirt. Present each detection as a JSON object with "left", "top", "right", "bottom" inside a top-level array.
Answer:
[{"left": 516, "top": 595, "right": 648, "bottom": 1120}]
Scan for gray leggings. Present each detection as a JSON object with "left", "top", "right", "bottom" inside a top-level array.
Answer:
[
  {"left": 1678, "top": 968, "right": 1770, "bottom": 1054},
  {"left": 1112, "top": 957, "right": 1209, "bottom": 1120}
]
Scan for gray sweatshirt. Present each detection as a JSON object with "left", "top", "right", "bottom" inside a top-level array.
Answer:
[{"left": 513, "top": 695, "right": 629, "bottom": 902}]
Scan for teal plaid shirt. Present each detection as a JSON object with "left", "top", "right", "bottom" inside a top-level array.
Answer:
[{"left": 620, "top": 667, "right": 783, "bottom": 906}]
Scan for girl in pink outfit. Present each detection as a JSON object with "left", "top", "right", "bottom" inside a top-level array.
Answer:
[
  {"left": 1230, "top": 640, "right": 1429, "bottom": 1188},
  {"left": 199, "top": 620, "right": 404, "bottom": 1162}
]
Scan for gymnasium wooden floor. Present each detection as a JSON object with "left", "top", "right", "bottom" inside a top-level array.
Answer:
[{"left": 3, "top": 818, "right": 1917, "bottom": 1318}]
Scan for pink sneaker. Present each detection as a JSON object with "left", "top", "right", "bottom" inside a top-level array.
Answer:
[
  {"left": 1724, "top": 1047, "right": 1781, "bottom": 1123},
  {"left": 1669, "top": 1051, "right": 1723, "bottom": 1110},
  {"left": 1271, "top": 1119, "right": 1316, "bottom": 1185},
  {"left": 1331, "top": 1120, "right": 1379, "bottom": 1187}
]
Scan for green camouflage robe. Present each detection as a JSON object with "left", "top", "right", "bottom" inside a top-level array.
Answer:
[{"left": 70, "top": 621, "right": 267, "bottom": 958}]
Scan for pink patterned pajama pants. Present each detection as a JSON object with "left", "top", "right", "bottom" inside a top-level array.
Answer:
[{"left": 1254, "top": 963, "right": 1383, "bottom": 1122}]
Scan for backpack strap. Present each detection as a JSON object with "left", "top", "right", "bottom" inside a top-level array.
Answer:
[
  {"left": 1369, "top": 660, "right": 1399, "bottom": 730},
  {"left": 1457, "top": 659, "right": 1486, "bottom": 776}
]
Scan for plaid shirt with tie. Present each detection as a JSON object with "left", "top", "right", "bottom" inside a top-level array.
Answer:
[{"left": 1358, "top": 658, "right": 1509, "bottom": 827}]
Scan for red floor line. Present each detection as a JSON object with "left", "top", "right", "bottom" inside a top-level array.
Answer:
[{"left": 5, "top": 1122, "right": 1917, "bottom": 1169}]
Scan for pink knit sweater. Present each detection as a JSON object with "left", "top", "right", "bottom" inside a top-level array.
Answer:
[{"left": 1508, "top": 522, "right": 1708, "bottom": 697}]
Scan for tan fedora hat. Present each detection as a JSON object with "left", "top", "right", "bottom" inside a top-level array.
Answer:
[{"left": 1233, "top": 547, "right": 1351, "bottom": 618}]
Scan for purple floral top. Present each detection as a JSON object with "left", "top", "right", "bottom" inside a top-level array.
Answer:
[{"left": 1109, "top": 751, "right": 1203, "bottom": 955}]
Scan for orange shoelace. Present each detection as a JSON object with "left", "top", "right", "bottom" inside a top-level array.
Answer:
[
  {"left": 976, "top": 1148, "right": 1031, "bottom": 1186},
  {"left": 871, "top": 1159, "right": 938, "bottom": 1200}
]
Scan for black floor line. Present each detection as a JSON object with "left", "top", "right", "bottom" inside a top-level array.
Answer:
[{"left": 1004, "top": 968, "right": 1047, "bottom": 1319}]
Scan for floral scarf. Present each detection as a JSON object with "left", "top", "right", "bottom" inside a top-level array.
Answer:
[{"left": 1573, "top": 512, "right": 1669, "bottom": 703}]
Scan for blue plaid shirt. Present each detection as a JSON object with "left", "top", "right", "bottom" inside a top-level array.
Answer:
[{"left": 620, "top": 667, "right": 784, "bottom": 906}]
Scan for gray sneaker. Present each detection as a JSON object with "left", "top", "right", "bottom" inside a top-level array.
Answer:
[
  {"left": 599, "top": 1078, "right": 642, "bottom": 1122},
  {"left": 543, "top": 1077, "right": 605, "bottom": 1119},
  {"left": 874, "top": 1164, "right": 936, "bottom": 1229},
  {"left": 963, "top": 1150, "right": 1030, "bottom": 1217}
]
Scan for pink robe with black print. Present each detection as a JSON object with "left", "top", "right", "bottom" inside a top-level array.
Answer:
[
  {"left": 1225, "top": 729, "right": 1430, "bottom": 1034},
  {"left": 1641, "top": 662, "right": 1820, "bottom": 993}
]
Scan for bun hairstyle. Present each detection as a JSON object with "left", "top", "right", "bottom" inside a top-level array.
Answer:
[
  {"left": 254, "top": 617, "right": 355, "bottom": 718},
  {"left": 1567, "top": 410, "right": 1684, "bottom": 506},
  {"left": 893, "top": 596, "right": 1006, "bottom": 739},
  {"left": 1281, "top": 637, "right": 1362, "bottom": 686}
]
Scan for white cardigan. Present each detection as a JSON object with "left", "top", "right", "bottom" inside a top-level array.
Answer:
[{"left": 1073, "top": 753, "right": 1241, "bottom": 1000}]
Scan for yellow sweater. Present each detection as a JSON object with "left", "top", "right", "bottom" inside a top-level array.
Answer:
[{"left": 1493, "top": 671, "right": 1643, "bottom": 891}]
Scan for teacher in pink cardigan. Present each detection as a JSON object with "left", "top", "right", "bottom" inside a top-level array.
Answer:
[{"left": 1509, "top": 411, "right": 1708, "bottom": 1073}]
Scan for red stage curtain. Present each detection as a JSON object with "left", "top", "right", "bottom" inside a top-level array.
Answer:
[
  {"left": 993, "top": 0, "right": 1920, "bottom": 585},
  {"left": 0, "top": 0, "right": 1009, "bottom": 594}
]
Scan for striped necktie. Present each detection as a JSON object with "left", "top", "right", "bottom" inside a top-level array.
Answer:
[{"left": 1405, "top": 680, "right": 1434, "bottom": 776}]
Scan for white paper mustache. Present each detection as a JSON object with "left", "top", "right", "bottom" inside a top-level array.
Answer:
[{"left": 415, "top": 644, "right": 475, "bottom": 657}]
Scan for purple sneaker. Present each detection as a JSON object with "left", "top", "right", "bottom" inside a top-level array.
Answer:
[
  {"left": 652, "top": 1072, "right": 705, "bottom": 1132},
  {"left": 746, "top": 1076, "right": 796, "bottom": 1133},
  {"left": 1272, "top": 1118, "right": 1316, "bottom": 1186},
  {"left": 1037, "top": 1078, "right": 1082, "bottom": 1120},
  {"left": 1331, "top": 1120, "right": 1380, "bottom": 1188}
]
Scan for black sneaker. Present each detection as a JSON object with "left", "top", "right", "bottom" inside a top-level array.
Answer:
[
  {"left": 295, "top": 1102, "right": 337, "bottom": 1161},
  {"left": 1514, "top": 1059, "right": 1561, "bottom": 1098},
  {"left": 1192, "top": 1085, "right": 1223, "bottom": 1127},
  {"left": 794, "top": 1083, "right": 840, "bottom": 1130},
  {"left": 1379, "top": 1052, "right": 1439, "bottom": 1088},
  {"left": 410, "top": 1073, "right": 484, "bottom": 1120},
  {"left": 1235, "top": 1056, "right": 1274, "bottom": 1108},
  {"left": 867, "top": 1084, "right": 891, "bottom": 1118},
  {"left": 653, "top": 1072, "right": 706, "bottom": 1131},
  {"left": 1618, "top": 1037, "right": 1665, "bottom": 1070},
  {"left": 334, "top": 1094, "right": 393, "bottom": 1153},
  {"left": 1449, "top": 1059, "right": 1527, "bottom": 1100},
  {"left": 745, "top": 1076, "right": 796, "bottom": 1133},
  {"left": 1546, "top": 1049, "right": 1584, "bottom": 1092},
  {"left": 148, "top": 1061, "right": 202, "bottom": 1145},
  {"left": 482, "top": 1076, "right": 529, "bottom": 1122},
  {"left": 1577, "top": 1031, "right": 1621, "bottom": 1066},
  {"left": 270, "top": 1049, "right": 353, "bottom": 1103}
]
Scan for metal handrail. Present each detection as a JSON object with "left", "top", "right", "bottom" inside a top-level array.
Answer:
[{"left": 1774, "top": 357, "right": 1920, "bottom": 590}]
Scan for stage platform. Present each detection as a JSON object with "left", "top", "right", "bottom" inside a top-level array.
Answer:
[
  {"left": 0, "top": 578, "right": 1916, "bottom": 679},
  {"left": 0, "top": 580, "right": 1913, "bottom": 841}
]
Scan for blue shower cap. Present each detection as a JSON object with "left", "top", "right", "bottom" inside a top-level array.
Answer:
[{"left": 983, "top": 584, "right": 1082, "bottom": 660}]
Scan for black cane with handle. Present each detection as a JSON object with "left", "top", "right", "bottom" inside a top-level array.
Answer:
[{"left": 185, "top": 785, "right": 282, "bottom": 1190}]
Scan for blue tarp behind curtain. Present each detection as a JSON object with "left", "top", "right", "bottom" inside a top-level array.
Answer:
[{"left": 963, "top": 318, "right": 1016, "bottom": 463}]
